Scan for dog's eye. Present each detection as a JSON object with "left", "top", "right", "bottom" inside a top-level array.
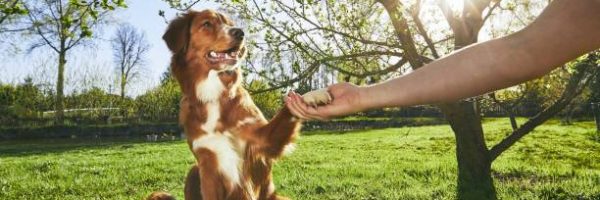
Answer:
[{"left": 202, "top": 21, "right": 211, "bottom": 28}]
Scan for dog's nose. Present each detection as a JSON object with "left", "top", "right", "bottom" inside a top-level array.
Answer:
[{"left": 230, "top": 28, "right": 244, "bottom": 40}]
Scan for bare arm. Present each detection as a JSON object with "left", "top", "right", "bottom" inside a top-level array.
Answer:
[{"left": 286, "top": 0, "right": 600, "bottom": 120}]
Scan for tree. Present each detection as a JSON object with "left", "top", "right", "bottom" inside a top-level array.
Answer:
[
  {"left": 587, "top": 52, "right": 600, "bottom": 104},
  {"left": 0, "top": 0, "right": 27, "bottom": 30},
  {"left": 163, "top": 0, "right": 598, "bottom": 199},
  {"left": 23, "top": 0, "right": 124, "bottom": 125},
  {"left": 111, "top": 23, "right": 150, "bottom": 99},
  {"left": 0, "top": 0, "right": 26, "bottom": 24}
]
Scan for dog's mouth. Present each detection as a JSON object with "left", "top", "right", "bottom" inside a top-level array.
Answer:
[{"left": 206, "top": 46, "right": 244, "bottom": 65}]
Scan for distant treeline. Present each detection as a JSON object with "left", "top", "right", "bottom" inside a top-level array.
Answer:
[{"left": 1, "top": 70, "right": 599, "bottom": 135}]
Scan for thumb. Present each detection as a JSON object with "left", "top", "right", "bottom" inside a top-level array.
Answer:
[{"left": 305, "top": 101, "right": 339, "bottom": 119}]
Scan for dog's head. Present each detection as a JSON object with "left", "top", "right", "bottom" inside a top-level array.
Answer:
[{"left": 163, "top": 10, "right": 247, "bottom": 71}]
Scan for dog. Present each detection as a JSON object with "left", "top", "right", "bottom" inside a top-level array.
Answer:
[{"left": 148, "top": 10, "right": 331, "bottom": 200}]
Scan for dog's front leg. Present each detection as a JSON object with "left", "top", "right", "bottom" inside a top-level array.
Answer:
[
  {"left": 256, "top": 107, "right": 301, "bottom": 158},
  {"left": 193, "top": 148, "right": 226, "bottom": 200}
]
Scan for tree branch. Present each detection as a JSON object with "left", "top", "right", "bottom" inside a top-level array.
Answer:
[
  {"left": 324, "top": 58, "right": 408, "bottom": 78},
  {"left": 436, "top": 0, "right": 459, "bottom": 32},
  {"left": 0, "top": 0, "right": 21, "bottom": 25},
  {"left": 482, "top": 0, "right": 502, "bottom": 24},
  {"left": 410, "top": 0, "right": 440, "bottom": 59},
  {"left": 378, "top": 0, "right": 425, "bottom": 69},
  {"left": 25, "top": 4, "right": 59, "bottom": 53},
  {"left": 248, "top": 61, "right": 320, "bottom": 94},
  {"left": 489, "top": 54, "right": 599, "bottom": 161}
]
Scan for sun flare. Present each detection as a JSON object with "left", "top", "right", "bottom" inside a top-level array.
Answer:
[{"left": 444, "top": 0, "right": 464, "bottom": 13}]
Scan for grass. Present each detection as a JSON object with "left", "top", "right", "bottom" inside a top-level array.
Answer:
[{"left": 0, "top": 118, "right": 599, "bottom": 199}]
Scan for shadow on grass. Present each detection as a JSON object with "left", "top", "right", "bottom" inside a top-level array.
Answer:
[
  {"left": 0, "top": 138, "right": 182, "bottom": 158},
  {"left": 302, "top": 124, "right": 447, "bottom": 136},
  {"left": 589, "top": 131, "right": 600, "bottom": 143}
]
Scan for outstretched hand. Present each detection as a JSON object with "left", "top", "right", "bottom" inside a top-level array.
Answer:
[{"left": 285, "top": 82, "right": 368, "bottom": 121}]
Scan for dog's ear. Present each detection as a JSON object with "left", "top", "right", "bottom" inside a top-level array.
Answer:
[{"left": 163, "top": 13, "right": 194, "bottom": 53}]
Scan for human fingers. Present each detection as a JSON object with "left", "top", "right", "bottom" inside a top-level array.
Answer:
[
  {"left": 286, "top": 93, "right": 312, "bottom": 120},
  {"left": 291, "top": 92, "right": 328, "bottom": 121},
  {"left": 285, "top": 93, "right": 310, "bottom": 120}
]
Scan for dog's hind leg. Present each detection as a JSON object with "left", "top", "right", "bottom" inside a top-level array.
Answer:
[{"left": 184, "top": 164, "right": 202, "bottom": 200}]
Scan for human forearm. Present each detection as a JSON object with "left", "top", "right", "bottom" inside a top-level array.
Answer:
[
  {"left": 285, "top": 0, "right": 600, "bottom": 120},
  {"left": 360, "top": 0, "right": 600, "bottom": 109},
  {"left": 361, "top": 36, "right": 534, "bottom": 108}
]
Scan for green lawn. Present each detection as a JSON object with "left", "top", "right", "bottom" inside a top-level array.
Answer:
[{"left": 0, "top": 119, "right": 599, "bottom": 199}]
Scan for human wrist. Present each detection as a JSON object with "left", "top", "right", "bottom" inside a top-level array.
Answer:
[
  {"left": 360, "top": 82, "right": 405, "bottom": 109},
  {"left": 356, "top": 86, "right": 377, "bottom": 111}
]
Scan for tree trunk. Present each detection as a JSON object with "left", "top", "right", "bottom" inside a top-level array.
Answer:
[
  {"left": 120, "top": 74, "right": 126, "bottom": 99},
  {"left": 440, "top": 102, "right": 497, "bottom": 200},
  {"left": 55, "top": 50, "right": 66, "bottom": 125},
  {"left": 560, "top": 104, "right": 575, "bottom": 125},
  {"left": 441, "top": 1, "right": 498, "bottom": 197},
  {"left": 508, "top": 113, "right": 518, "bottom": 130},
  {"left": 378, "top": 0, "right": 497, "bottom": 198},
  {"left": 594, "top": 103, "right": 600, "bottom": 132}
]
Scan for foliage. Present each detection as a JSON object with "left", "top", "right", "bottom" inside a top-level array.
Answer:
[
  {"left": 0, "top": 77, "right": 50, "bottom": 121},
  {"left": 21, "top": 0, "right": 127, "bottom": 124},
  {"left": 246, "top": 79, "right": 283, "bottom": 118},
  {"left": 0, "top": 75, "right": 182, "bottom": 126},
  {"left": 587, "top": 52, "right": 600, "bottom": 104},
  {"left": 62, "top": 87, "right": 123, "bottom": 118},
  {"left": 135, "top": 75, "right": 182, "bottom": 122},
  {"left": 60, "top": 0, "right": 127, "bottom": 36},
  {"left": 25, "top": 0, "right": 104, "bottom": 50},
  {"left": 0, "top": 0, "right": 28, "bottom": 25},
  {"left": 0, "top": 119, "right": 598, "bottom": 199}
]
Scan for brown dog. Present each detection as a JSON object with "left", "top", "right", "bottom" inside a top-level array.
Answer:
[{"left": 153, "top": 9, "right": 308, "bottom": 200}]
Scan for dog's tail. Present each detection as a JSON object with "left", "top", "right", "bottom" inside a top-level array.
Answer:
[{"left": 146, "top": 191, "right": 176, "bottom": 200}]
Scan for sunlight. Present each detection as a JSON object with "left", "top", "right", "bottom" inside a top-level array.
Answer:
[{"left": 445, "top": 0, "right": 464, "bottom": 14}]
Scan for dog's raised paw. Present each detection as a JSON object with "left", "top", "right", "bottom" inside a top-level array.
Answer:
[{"left": 302, "top": 88, "right": 332, "bottom": 107}]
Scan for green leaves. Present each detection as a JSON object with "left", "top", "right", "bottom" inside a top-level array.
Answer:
[
  {"left": 294, "top": 0, "right": 314, "bottom": 5},
  {"left": 0, "top": 0, "right": 29, "bottom": 20},
  {"left": 68, "top": 0, "right": 128, "bottom": 16},
  {"left": 65, "top": 0, "right": 127, "bottom": 37},
  {"left": 62, "top": 15, "right": 74, "bottom": 29}
]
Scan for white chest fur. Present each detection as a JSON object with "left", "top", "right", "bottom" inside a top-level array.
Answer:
[
  {"left": 192, "top": 101, "right": 245, "bottom": 187},
  {"left": 192, "top": 131, "right": 242, "bottom": 187},
  {"left": 196, "top": 70, "right": 224, "bottom": 103},
  {"left": 200, "top": 102, "right": 220, "bottom": 133}
]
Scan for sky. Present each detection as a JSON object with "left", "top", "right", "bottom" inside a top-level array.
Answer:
[{"left": 0, "top": 0, "right": 221, "bottom": 96}]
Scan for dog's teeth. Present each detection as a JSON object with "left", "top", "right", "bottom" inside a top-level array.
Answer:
[
  {"left": 210, "top": 51, "right": 217, "bottom": 57},
  {"left": 229, "top": 52, "right": 237, "bottom": 57}
]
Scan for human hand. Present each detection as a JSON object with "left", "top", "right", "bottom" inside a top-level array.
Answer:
[{"left": 285, "top": 82, "right": 368, "bottom": 121}]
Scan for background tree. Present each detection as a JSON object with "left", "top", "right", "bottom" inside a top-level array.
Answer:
[
  {"left": 586, "top": 54, "right": 600, "bottom": 118},
  {"left": 111, "top": 23, "right": 150, "bottom": 99},
  {"left": 0, "top": 0, "right": 27, "bottom": 29},
  {"left": 23, "top": 0, "right": 124, "bottom": 125}
]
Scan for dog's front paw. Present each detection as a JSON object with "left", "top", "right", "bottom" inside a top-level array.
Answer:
[{"left": 302, "top": 88, "right": 332, "bottom": 107}]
